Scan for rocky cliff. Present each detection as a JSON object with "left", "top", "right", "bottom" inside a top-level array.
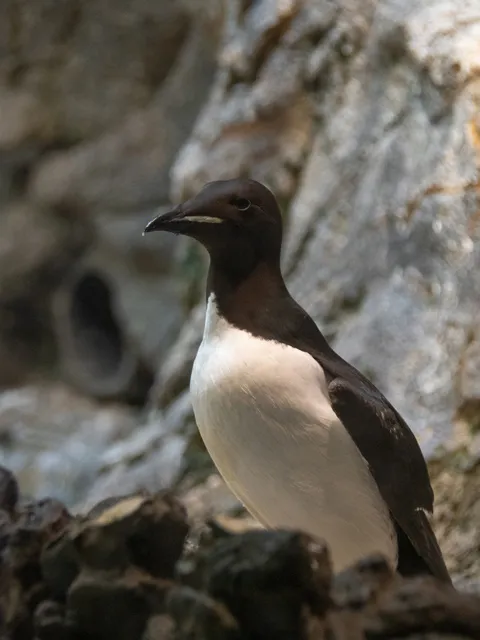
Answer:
[{"left": 0, "top": 0, "right": 479, "bottom": 596}]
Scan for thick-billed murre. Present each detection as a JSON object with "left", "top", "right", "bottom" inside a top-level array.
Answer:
[{"left": 144, "top": 178, "right": 451, "bottom": 583}]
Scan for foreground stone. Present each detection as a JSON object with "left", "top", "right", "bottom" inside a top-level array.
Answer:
[{"left": 1, "top": 466, "right": 479, "bottom": 640}]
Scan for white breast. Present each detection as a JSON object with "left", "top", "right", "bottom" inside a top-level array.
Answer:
[{"left": 190, "top": 295, "right": 397, "bottom": 572}]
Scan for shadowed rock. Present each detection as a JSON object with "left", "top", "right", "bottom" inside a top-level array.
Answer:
[
  {"left": 0, "top": 469, "right": 479, "bottom": 640},
  {"left": 52, "top": 268, "right": 154, "bottom": 405}
]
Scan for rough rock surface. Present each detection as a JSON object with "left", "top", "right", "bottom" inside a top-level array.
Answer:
[
  {"left": 0, "top": 0, "right": 480, "bottom": 602},
  {"left": 0, "top": 0, "right": 222, "bottom": 394},
  {"left": 0, "top": 384, "right": 139, "bottom": 504},
  {"left": 147, "top": 0, "right": 480, "bottom": 591},
  {"left": 1, "top": 467, "right": 480, "bottom": 640},
  {"left": 163, "top": 0, "right": 480, "bottom": 459},
  {"left": 0, "top": 0, "right": 223, "bottom": 505}
]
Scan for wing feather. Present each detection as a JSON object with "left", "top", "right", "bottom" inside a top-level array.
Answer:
[{"left": 326, "top": 376, "right": 450, "bottom": 583}]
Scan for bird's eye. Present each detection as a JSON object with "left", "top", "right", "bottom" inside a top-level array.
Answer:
[{"left": 233, "top": 197, "right": 251, "bottom": 212}]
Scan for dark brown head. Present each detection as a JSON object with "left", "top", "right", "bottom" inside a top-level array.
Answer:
[{"left": 144, "top": 179, "right": 283, "bottom": 280}]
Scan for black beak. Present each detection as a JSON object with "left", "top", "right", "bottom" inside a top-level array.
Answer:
[
  {"left": 143, "top": 205, "right": 183, "bottom": 234},
  {"left": 144, "top": 203, "right": 224, "bottom": 237}
]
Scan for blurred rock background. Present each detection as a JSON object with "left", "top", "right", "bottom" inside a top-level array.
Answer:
[{"left": 0, "top": 0, "right": 478, "bottom": 590}]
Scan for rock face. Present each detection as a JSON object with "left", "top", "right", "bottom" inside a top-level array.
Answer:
[
  {"left": 0, "top": 0, "right": 222, "bottom": 393},
  {"left": 0, "top": 0, "right": 222, "bottom": 504},
  {"left": 148, "top": 0, "right": 480, "bottom": 590},
  {"left": 1, "top": 468, "right": 480, "bottom": 640},
  {"left": 1, "top": 0, "right": 480, "bottom": 602},
  {"left": 162, "top": 0, "right": 480, "bottom": 459}
]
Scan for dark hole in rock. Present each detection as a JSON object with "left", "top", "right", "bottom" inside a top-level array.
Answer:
[
  {"left": 69, "top": 272, "right": 124, "bottom": 381},
  {"left": 55, "top": 268, "right": 154, "bottom": 405}
]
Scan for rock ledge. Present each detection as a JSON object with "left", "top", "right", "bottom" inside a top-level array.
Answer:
[{"left": 1, "top": 466, "right": 478, "bottom": 640}]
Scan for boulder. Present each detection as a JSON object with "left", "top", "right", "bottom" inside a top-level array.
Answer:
[{"left": 1, "top": 471, "right": 480, "bottom": 640}]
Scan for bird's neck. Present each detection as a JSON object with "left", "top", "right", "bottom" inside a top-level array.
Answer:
[
  {"left": 206, "top": 258, "right": 336, "bottom": 355},
  {"left": 206, "top": 260, "right": 287, "bottom": 331}
]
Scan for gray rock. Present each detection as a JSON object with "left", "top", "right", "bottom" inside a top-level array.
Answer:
[
  {"left": 430, "top": 444, "right": 480, "bottom": 593},
  {"left": 0, "top": 0, "right": 224, "bottom": 392},
  {"left": 0, "top": 202, "right": 91, "bottom": 385},
  {"left": 51, "top": 266, "right": 155, "bottom": 404},
  {"left": 27, "top": 9, "right": 222, "bottom": 371},
  {"left": 149, "top": 0, "right": 480, "bottom": 589},
  {"left": 152, "top": 304, "right": 206, "bottom": 408},
  {"left": 0, "top": 384, "right": 138, "bottom": 505},
  {"left": 0, "top": 0, "right": 479, "bottom": 599},
  {"left": 78, "top": 427, "right": 188, "bottom": 514},
  {"left": 3, "top": 474, "right": 480, "bottom": 640},
  {"left": 30, "top": 19, "right": 220, "bottom": 216},
  {"left": 163, "top": 0, "right": 480, "bottom": 461},
  {"left": 0, "top": 0, "right": 224, "bottom": 503},
  {"left": 0, "top": 0, "right": 190, "bottom": 140}
]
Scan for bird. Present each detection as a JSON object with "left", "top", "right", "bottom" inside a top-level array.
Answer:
[{"left": 144, "top": 178, "right": 451, "bottom": 583}]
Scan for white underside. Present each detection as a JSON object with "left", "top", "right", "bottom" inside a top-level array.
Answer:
[{"left": 190, "top": 294, "right": 397, "bottom": 572}]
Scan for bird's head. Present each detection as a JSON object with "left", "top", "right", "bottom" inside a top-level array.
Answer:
[{"left": 144, "top": 178, "right": 283, "bottom": 276}]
